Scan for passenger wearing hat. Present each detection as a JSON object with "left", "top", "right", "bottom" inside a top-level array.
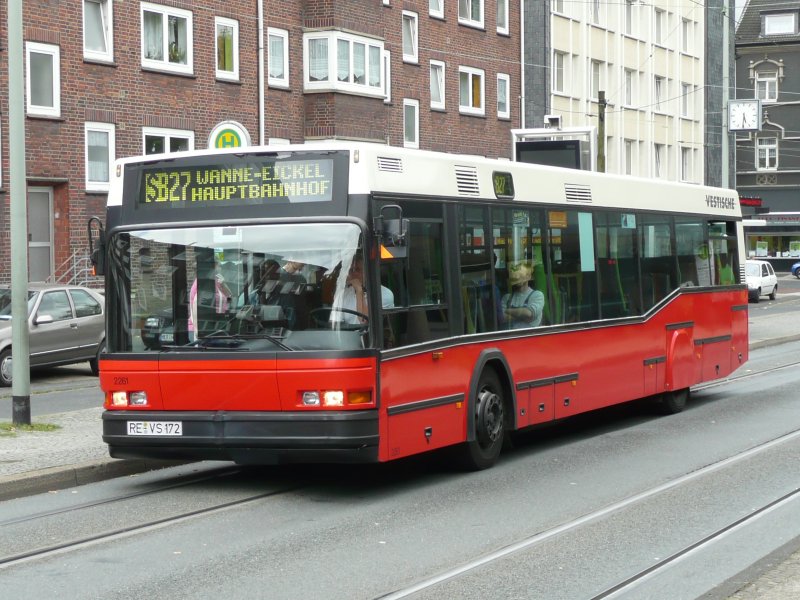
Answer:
[{"left": 502, "top": 261, "right": 544, "bottom": 329}]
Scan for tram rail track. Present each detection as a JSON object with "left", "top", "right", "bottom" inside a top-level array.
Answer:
[{"left": 375, "top": 426, "right": 800, "bottom": 600}]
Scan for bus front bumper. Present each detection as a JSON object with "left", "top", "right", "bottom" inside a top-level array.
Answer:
[{"left": 102, "top": 410, "right": 379, "bottom": 464}]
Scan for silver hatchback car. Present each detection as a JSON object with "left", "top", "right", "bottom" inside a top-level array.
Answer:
[{"left": 0, "top": 284, "right": 105, "bottom": 386}]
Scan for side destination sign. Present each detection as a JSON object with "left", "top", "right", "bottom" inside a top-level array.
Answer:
[{"left": 140, "top": 158, "right": 335, "bottom": 207}]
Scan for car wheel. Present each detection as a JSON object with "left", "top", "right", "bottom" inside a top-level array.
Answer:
[
  {"left": 0, "top": 348, "right": 12, "bottom": 387},
  {"left": 769, "top": 285, "right": 777, "bottom": 301},
  {"left": 89, "top": 341, "right": 105, "bottom": 377},
  {"left": 754, "top": 288, "right": 761, "bottom": 303}
]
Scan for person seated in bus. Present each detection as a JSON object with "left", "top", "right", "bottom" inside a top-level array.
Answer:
[
  {"left": 263, "top": 257, "right": 308, "bottom": 328},
  {"left": 501, "top": 262, "right": 544, "bottom": 329},
  {"left": 334, "top": 253, "right": 394, "bottom": 326},
  {"left": 189, "top": 262, "right": 232, "bottom": 340}
]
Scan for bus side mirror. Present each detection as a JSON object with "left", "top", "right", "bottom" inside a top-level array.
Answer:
[
  {"left": 374, "top": 205, "right": 409, "bottom": 259},
  {"left": 88, "top": 216, "right": 106, "bottom": 276}
]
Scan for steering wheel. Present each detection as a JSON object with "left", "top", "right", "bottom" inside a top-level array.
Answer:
[{"left": 310, "top": 307, "right": 369, "bottom": 330}]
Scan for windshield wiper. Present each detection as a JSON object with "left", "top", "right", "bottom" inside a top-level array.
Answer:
[{"left": 164, "top": 330, "right": 292, "bottom": 352}]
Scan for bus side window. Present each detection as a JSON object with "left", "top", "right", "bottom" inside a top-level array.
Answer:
[{"left": 675, "top": 218, "right": 706, "bottom": 287}]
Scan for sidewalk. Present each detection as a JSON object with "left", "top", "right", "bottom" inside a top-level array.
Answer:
[{"left": 1, "top": 306, "right": 799, "bottom": 598}]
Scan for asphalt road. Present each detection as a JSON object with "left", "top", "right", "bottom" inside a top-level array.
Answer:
[{"left": 2, "top": 336, "right": 800, "bottom": 598}]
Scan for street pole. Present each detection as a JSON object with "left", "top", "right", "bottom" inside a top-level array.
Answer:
[
  {"left": 8, "top": 0, "right": 32, "bottom": 425},
  {"left": 721, "top": 0, "right": 730, "bottom": 188},
  {"left": 597, "top": 90, "right": 606, "bottom": 173}
]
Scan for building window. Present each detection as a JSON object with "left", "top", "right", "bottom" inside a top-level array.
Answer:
[
  {"left": 384, "top": 50, "right": 392, "bottom": 103},
  {"left": 83, "top": 0, "right": 113, "bottom": 62},
  {"left": 26, "top": 42, "right": 60, "bottom": 118},
  {"left": 85, "top": 122, "right": 115, "bottom": 192},
  {"left": 268, "top": 28, "right": 289, "bottom": 88},
  {"left": 553, "top": 0, "right": 564, "bottom": 14},
  {"left": 654, "top": 9, "right": 665, "bottom": 45},
  {"left": 590, "top": 60, "right": 601, "bottom": 100},
  {"left": 402, "top": 11, "right": 419, "bottom": 64},
  {"left": 304, "top": 32, "right": 384, "bottom": 98},
  {"left": 497, "top": 0, "right": 509, "bottom": 35},
  {"left": 680, "top": 147, "right": 692, "bottom": 182},
  {"left": 430, "top": 0, "right": 444, "bottom": 19},
  {"left": 403, "top": 99, "right": 419, "bottom": 149},
  {"left": 681, "top": 18, "right": 691, "bottom": 53},
  {"left": 143, "top": 127, "right": 194, "bottom": 155},
  {"left": 459, "top": 66, "right": 485, "bottom": 116},
  {"left": 458, "top": 0, "right": 484, "bottom": 29},
  {"left": 497, "top": 73, "right": 510, "bottom": 119},
  {"left": 141, "top": 2, "right": 193, "bottom": 75},
  {"left": 757, "top": 137, "right": 778, "bottom": 170},
  {"left": 654, "top": 143, "right": 665, "bottom": 178},
  {"left": 553, "top": 51, "right": 566, "bottom": 93},
  {"left": 591, "top": 0, "right": 601, "bottom": 25},
  {"left": 624, "top": 139, "right": 634, "bottom": 175},
  {"left": 430, "top": 60, "right": 445, "bottom": 110},
  {"left": 756, "top": 70, "right": 778, "bottom": 102},
  {"left": 624, "top": 0, "right": 635, "bottom": 36},
  {"left": 215, "top": 17, "right": 239, "bottom": 81},
  {"left": 681, "top": 83, "right": 691, "bottom": 117},
  {"left": 654, "top": 76, "right": 665, "bottom": 111},
  {"left": 763, "top": 13, "right": 797, "bottom": 36},
  {"left": 624, "top": 68, "right": 635, "bottom": 106}
]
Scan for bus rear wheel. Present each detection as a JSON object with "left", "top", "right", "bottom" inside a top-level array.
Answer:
[
  {"left": 659, "top": 388, "right": 689, "bottom": 415},
  {"left": 455, "top": 369, "right": 505, "bottom": 470}
]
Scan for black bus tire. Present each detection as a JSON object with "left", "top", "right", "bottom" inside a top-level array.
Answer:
[{"left": 454, "top": 368, "right": 505, "bottom": 470}]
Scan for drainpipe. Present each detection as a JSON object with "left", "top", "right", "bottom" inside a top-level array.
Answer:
[
  {"left": 258, "top": 0, "right": 266, "bottom": 145},
  {"left": 519, "top": 0, "right": 525, "bottom": 128}
]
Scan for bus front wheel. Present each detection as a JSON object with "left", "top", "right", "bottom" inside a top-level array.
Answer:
[
  {"left": 455, "top": 368, "right": 505, "bottom": 470},
  {"left": 659, "top": 388, "right": 689, "bottom": 415}
]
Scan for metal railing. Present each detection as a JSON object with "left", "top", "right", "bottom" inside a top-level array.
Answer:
[{"left": 46, "top": 251, "right": 102, "bottom": 287}]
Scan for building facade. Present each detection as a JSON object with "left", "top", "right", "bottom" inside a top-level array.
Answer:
[
  {"left": 0, "top": 0, "right": 521, "bottom": 283},
  {"left": 735, "top": 0, "right": 800, "bottom": 261},
  {"left": 522, "top": 0, "right": 732, "bottom": 186}
]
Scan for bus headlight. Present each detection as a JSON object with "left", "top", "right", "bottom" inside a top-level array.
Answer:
[
  {"left": 322, "top": 391, "right": 344, "bottom": 407},
  {"left": 302, "top": 391, "right": 320, "bottom": 406},
  {"left": 110, "top": 391, "right": 148, "bottom": 407}
]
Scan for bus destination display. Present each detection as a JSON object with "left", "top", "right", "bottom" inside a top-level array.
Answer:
[{"left": 140, "top": 158, "right": 334, "bottom": 207}]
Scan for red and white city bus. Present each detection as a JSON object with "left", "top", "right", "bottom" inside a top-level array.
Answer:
[{"left": 91, "top": 142, "right": 747, "bottom": 469}]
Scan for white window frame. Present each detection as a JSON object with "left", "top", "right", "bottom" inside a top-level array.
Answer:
[
  {"left": 624, "top": 68, "right": 635, "bottom": 106},
  {"left": 680, "top": 147, "right": 692, "bottom": 182},
  {"left": 553, "top": 0, "right": 565, "bottom": 15},
  {"left": 590, "top": 0, "right": 601, "bottom": 25},
  {"left": 590, "top": 60, "right": 601, "bottom": 101},
  {"left": 268, "top": 27, "right": 290, "bottom": 89},
  {"left": 624, "top": 0, "right": 635, "bottom": 36},
  {"left": 756, "top": 137, "right": 778, "bottom": 171},
  {"left": 497, "top": 0, "right": 509, "bottom": 35},
  {"left": 383, "top": 50, "right": 392, "bottom": 103},
  {"left": 142, "top": 127, "right": 194, "bottom": 156},
  {"left": 83, "top": 0, "right": 114, "bottom": 62},
  {"left": 681, "top": 18, "right": 691, "bottom": 53},
  {"left": 140, "top": 2, "right": 193, "bottom": 75},
  {"left": 26, "top": 42, "right": 61, "bottom": 118},
  {"left": 654, "top": 75, "right": 665, "bottom": 112},
  {"left": 215, "top": 17, "right": 239, "bottom": 81},
  {"left": 553, "top": 51, "right": 566, "bottom": 94},
  {"left": 403, "top": 99, "right": 419, "bottom": 149},
  {"left": 681, "top": 82, "right": 691, "bottom": 118},
  {"left": 429, "top": 0, "right": 444, "bottom": 20},
  {"left": 402, "top": 11, "right": 419, "bottom": 64},
  {"left": 497, "top": 73, "right": 510, "bottom": 119},
  {"left": 764, "top": 13, "right": 797, "bottom": 36},
  {"left": 303, "top": 32, "right": 385, "bottom": 99},
  {"left": 624, "top": 139, "right": 634, "bottom": 175},
  {"left": 756, "top": 70, "right": 778, "bottom": 103},
  {"left": 430, "top": 60, "right": 446, "bottom": 110},
  {"left": 654, "top": 9, "right": 665, "bottom": 46},
  {"left": 85, "top": 122, "right": 115, "bottom": 192},
  {"left": 654, "top": 143, "right": 665, "bottom": 178},
  {"left": 459, "top": 66, "right": 485, "bottom": 116},
  {"left": 458, "top": 0, "right": 484, "bottom": 30}
]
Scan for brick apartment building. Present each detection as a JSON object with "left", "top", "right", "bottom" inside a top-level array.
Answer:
[{"left": 0, "top": 0, "right": 521, "bottom": 283}]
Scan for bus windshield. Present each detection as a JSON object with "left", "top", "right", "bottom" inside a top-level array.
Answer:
[{"left": 106, "top": 222, "right": 372, "bottom": 352}]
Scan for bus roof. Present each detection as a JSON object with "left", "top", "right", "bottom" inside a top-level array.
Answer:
[{"left": 108, "top": 142, "right": 741, "bottom": 219}]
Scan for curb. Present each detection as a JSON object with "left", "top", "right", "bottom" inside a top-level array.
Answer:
[{"left": 0, "top": 458, "right": 189, "bottom": 502}]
